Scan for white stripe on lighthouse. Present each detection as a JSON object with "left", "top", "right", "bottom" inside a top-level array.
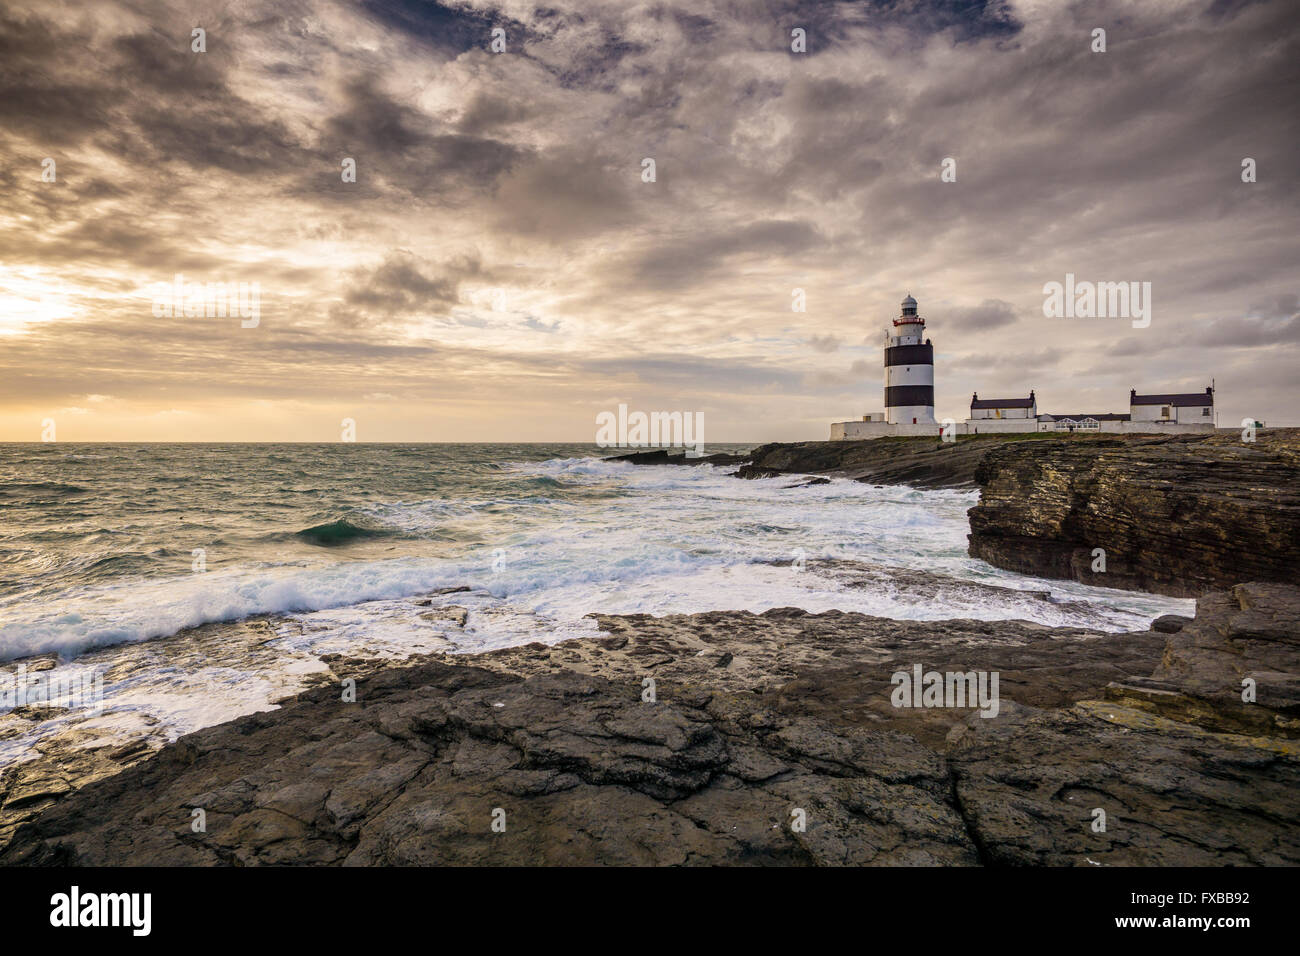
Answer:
[{"left": 886, "top": 365, "right": 933, "bottom": 387}]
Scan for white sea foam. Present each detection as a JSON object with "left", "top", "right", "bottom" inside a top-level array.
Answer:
[
  {"left": 0, "top": 455, "right": 1197, "bottom": 765},
  {"left": 0, "top": 460, "right": 1190, "bottom": 663},
  {"left": 0, "top": 559, "right": 467, "bottom": 662}
]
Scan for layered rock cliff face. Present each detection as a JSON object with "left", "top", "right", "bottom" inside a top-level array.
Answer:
[
  {"left": 4, "top": 581, "right": 1298, "bottom": 866},
  {"left": 739, "top": 438, "right": 993, "bottom": 488},
  {"left": 966, "top": 431, "right": 1300, "bottom": 597},
  {"left": 612, "top": 435, "right": 1011, "bottom": 488}
]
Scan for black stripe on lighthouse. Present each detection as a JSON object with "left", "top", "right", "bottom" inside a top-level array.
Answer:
[
  {"left": 884, "top": 385, "right": 935, "bottom": 407},
  {"left": 884, "top": 343, "right": 933, "bottom": 367}
]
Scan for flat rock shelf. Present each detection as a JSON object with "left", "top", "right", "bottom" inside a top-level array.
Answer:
[{"left": 3, "top": 582, "right": 1297, "bottom": 866}]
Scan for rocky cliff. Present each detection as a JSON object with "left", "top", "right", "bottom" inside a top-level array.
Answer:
[
  {"left": 610, "top": 435, "right": 1013, "bottom": 488},
  {"left": 4, "top": 581, "right": 1298, "bottom": 866},
  {"left": 966, "top": 431, "right": 1300, "bottom": 597}
]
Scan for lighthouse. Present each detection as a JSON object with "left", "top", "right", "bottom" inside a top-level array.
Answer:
[{"left": 884, "top": 293, "right": 936, "bottom": 425}]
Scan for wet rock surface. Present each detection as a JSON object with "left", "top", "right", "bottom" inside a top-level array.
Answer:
[
  {"left": 741, "top": 437, "right": 993, "bottom": 488},
  {"left": 609, "top": 436, "right": 998, "bottom": 488},
  {"left": 1153, "top": 582, "right": 1300, "bottom": 720},
  {"left": 4, "top": 583, "right": 1297, "bottom": 866},
  {"left": 967, "top": 430, "right": 1300, "bottom": 597},
  {"left": 603, "top": 449, "right": 748, "bottom": 468}
]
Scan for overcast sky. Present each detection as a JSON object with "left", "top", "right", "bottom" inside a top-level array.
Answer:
[{"left": 1, "top": 0, "right": 1296, "bottom": 441}]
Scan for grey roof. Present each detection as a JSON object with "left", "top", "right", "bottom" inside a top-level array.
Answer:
[
  {"left": 971, "top": 396, "right": 1035, "bottom": 409},
  {"left": 1131, "top": 392, "right": 1214, "bottom": 407}
]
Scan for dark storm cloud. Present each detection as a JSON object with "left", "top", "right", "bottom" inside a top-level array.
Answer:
[
  {"left": 327, "top": 76, "right": 431, "bottom": 152},
  {"left": 111, "top": 30, "right": 229, "bottom": 93},
  {"left": 322, "top": 76, "right": 527, "bottom": 199},
  {"left": 0, "top": 13, "right": 116, "bottom": 146},
  {"left": 331, "top": 251, "right": 479, "bottom": 325},
  {"left": 714, "top": 0, "right": 1022, "bottom": 54},
  {"left": 102, "top": 27, "right": 320, "bottom": 175},
  {"left": 360, "top": 0, "right": 514, "bottom": 53},
  {"left": 129, "top": 102, "right": 307, "bottom": 175},
  {"left": 1205, "top": 0, "right": 1271, "bottom": 21},
  {"left": 456, "top": 91, "right": 534, "bottom": 134}
]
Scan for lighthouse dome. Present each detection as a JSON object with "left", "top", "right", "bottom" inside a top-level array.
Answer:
[{"left": 901, "top": 293, "right": 917, "bottom": 308}]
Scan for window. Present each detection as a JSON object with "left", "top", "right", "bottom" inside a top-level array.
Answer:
[
  {"left": 1203, "top": 407, "right": 1210, "bottom": 416},
  {"left": 1162, "top": 405, "right": 1171, "bottom": 418}
]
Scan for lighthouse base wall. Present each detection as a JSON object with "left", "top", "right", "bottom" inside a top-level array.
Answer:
[
  {"left": 830, "top": 421, "right": 947, "bottom": 440},
  {"left": 830, "top": 418, "right": 1216, "bottom": 441},
  {"left": 885, "top": 405, "right": 937, "bottom": 425}
]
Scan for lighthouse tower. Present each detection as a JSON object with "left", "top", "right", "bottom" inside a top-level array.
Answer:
[{"left": 884, "top": 293, "right": 936, "bottom": 425}]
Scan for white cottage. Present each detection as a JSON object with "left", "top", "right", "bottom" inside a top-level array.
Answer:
[
  {"left": 1129, "top": 387, "right": 1215, "bottom": 424},
  {"left": 969, "top": 391, "right": 1037, "bottom": 420}
]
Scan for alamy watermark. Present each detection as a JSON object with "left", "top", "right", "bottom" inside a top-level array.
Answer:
[
  {"left": 1043, "top": 273, "right": 1151, "bottom": 329},
  {"left": 890, "top": 664, "right": 999, "bottom": 718},
  {"left": 596, "top": 403, "right": 705, "bottom": 456},
  {"left": 1, "top": 664, "right": 104, "bottom": 716},
  {"left": 151, "top": 273, "right": 260, "bottom": 327},
  {"left": 50, "top": 886, "right": 150, "bottom": 936}
]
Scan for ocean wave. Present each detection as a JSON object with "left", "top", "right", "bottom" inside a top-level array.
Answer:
[
  {"left": 0, "top": 558, "right": 464, "bottom": 662},
  {"left": 0, "top": 481, "right": 90, "bottom": 499},
  {"left": 515, "top": 456, "right": 633, "bottom": 476},
  {"left": 0, "top": 451, "right": 1193, "bottom": 668},
  {"left": 293, "top": 519, "right": 395, "bottom": 547}
]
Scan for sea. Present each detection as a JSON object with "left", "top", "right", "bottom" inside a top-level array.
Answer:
[{"left": 0, "top": 443, "right": 1193, "bottom": 765}]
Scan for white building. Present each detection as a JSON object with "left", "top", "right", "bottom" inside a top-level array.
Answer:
[
  {"left": 829, "top": 294, "right": 1218, "bottom": 440},
  {"left": 1130, "top": 387, "right": 1215, "bottom": 424},
  {"left": 969, "top": 391, "right": 1037, "bottom": 420}
]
